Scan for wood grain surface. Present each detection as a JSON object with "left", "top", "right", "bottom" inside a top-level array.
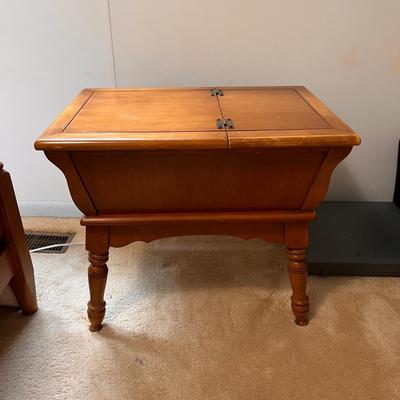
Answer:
[
  {"left": 0, "top": 163, "right": 38, "bottom": 314},
  {"left": 35, "top": 86, "right": 360, "bottom": 150},
  {"left": 34, "top": 86, "right": 360, "bottom": 330}
]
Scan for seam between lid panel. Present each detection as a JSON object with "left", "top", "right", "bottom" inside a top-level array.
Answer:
[
  {"left": 62, "top": 90, "right": 96, "bottom": 133},
  {"left": 215, "top": 94, "right": 229, "bottom": 149}
]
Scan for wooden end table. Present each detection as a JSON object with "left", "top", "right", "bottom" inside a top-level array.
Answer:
[{"left": 35, "top": 87, "right": 360, "bottom": 331}]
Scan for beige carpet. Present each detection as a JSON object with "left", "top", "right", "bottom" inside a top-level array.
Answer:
[{"left": 1, "top": 217, "right": 400, "bottom": 400}]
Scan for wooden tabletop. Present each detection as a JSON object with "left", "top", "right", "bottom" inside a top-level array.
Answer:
[{"left": 35, "top": 87, "right": 360, "bottom": 151}]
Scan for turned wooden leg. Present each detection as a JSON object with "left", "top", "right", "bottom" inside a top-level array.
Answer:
[
  {"left": 285, "top": 222, "right": 309, "bottom": 326},
  {"left": 86, "top": 226, "right": 110, "bottom": 332},
  {"left": 87, "top": 252, "right": 109, "bottom": 332},
  {"left": 287, "top": 247, "right": 309, "bottom": 326}
]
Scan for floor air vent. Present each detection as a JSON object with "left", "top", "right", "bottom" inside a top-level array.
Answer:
[{"left": 25, "top": 232, "right": 75, "bottom": 254}]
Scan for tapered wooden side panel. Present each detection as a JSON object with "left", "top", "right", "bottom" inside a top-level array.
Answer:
[
  {"left": 71, "top": 148, "right": 328, "bottom": 213},
  {"left": 44, "top": 151, "right": 97, "bottom": 215},
  {"left": 302, "top": 146, "right": 352, "bottom": 211}
]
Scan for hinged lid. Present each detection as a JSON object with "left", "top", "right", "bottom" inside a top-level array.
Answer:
[
  {"left": 35, "top": 88, "right": 228, "bottom": 151},
  {"left": 35, "top": 86, "right": 360, "bottom": 151},
  {"left": 218, "top": 87, "right": 360, "bottom": 148}
]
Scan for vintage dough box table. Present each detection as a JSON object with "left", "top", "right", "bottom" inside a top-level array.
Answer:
[{"left": 35, "top": 87, "right": 360, "bottom": 331}]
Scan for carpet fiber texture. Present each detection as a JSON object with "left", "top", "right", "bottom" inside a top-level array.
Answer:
[{"left": 1, "top": 217, "right": 400, "bottom": 400}]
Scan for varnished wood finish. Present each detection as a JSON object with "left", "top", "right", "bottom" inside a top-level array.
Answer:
[
  {"left": 81, "top": 211, "right": 317, "bottom": 226},
  {"left": 87, "top": 252, "right": 108, "bottom": 332},
  {"left": 302, "top": 147, "right": 353, "bottom": 210},
  {"left": 287, "top": 247, "right": 309, "bottom": 325},
  {"left": 65, "top": 89, "right": 222, "bottom": 133},
  {"left": 70, "top": 149, "right": 327, "bottom": 213},
  {"left": 86, "top": 226, "right": 109, "bottom": 331},
  {"left": 34, "top": 87, "right": 360, "bottom": 151},
  {"left": 286, "top": 222, "right": 309, "bottom": 325},
  {"left": 43, "top": 89, "right": 95, "bottom": 135},
  {"left": 219, "top": 88, "right": 331, "bottom": 130},
  {"left": 0, "top": 162, "right": 38, "bottom": 314},
  {"left": 82, "top": 211, "right": 317, "bottom": 250},
  {"left": 35, "top": 86, "right": 360, "bottom": 330},
  {"left": 108, "top": 223, "right": 285, "bottom": 248},
  {"left": 45, "top": 151, "right": 97, "bottom": 215}
]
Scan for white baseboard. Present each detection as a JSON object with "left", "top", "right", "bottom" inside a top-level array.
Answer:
[{"left": 18, "top": 201, "right": 82, "bottom": 217}]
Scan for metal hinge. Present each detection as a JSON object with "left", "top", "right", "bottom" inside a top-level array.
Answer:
[
  {"left": 216, "top": 118, "right": 234, "bottom": 129},
  {"left": 210, "top": 88, "right": 224, "bottom": 96}
]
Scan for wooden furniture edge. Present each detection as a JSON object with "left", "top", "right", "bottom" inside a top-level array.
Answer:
[
  {"left": 227, "top": 130, "right": 360, "bottom": 148},
  {"left": 81, "top": 211, "right": 315, "bottom": 249},
  {"left": 34, "top": 88, "right": 95, "bottom": 149},
  {"left": 34, "top": 86, "right": 360, "bottom": 151},
  {"left": 0, "top": 247, "right": 14, "bottom": 294},
  {"left": 85, "top": 86, "right": 308, "bottom": 92},
  {"left": 81, "top": 211, "right": 317, "bottom": 226},
  {"left": 33, "top": 132, "right": 358, "bottom": 151},
  {"left": 44, "top": 151, "right": 96, "bottom": 215},
  {"left": 0, "top": 163, "right": 38, "bottom": 314},
  {"left": 295, "top": 87, "right": 361, "bottom": 141},
  {"left": 302, "top": 146, "right": 353, "bottom": 210},
  {"left": 34, "top": 131, "right": 229, "bottom": 151}
]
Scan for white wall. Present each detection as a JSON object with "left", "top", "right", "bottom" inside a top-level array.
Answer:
[
  {"left": 1, "top": 1, "right": 400, "bottom": 216},
  {"left": 0, "top": 1, "right": 115, "bottom": 216}
]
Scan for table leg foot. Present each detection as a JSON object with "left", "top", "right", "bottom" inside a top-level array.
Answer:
[
  {"left": 87, "top": 252, "right": 108, "bottom": 332},
  {"left": 9, "top": 273, "right": 38, "bottom": 315},
  {"left": 287, "top": 247, "right": 309, "bottom": 326}
]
